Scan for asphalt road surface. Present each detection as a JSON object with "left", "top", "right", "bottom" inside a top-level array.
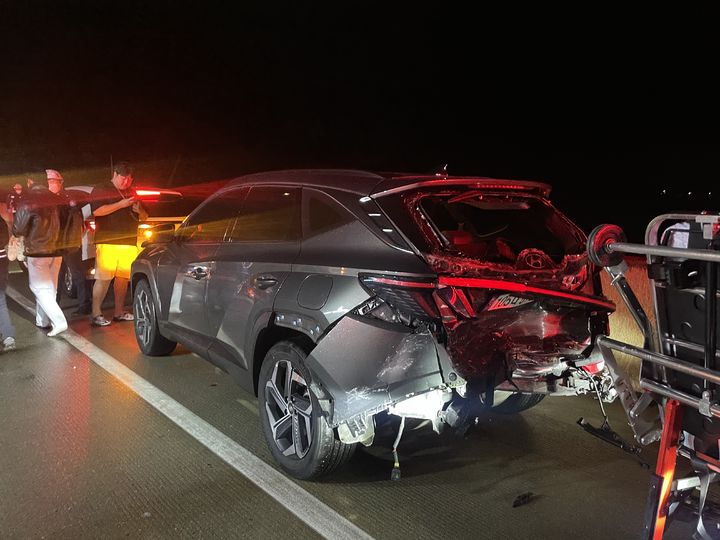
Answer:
[{"left": 0, "top": 265, "right": 704, "bottom": 539}]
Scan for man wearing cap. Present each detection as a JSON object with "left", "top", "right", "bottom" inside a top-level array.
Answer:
[
  {"left": 12, "top": 169, "right": 68, "bottom": 336},
  {"left": 89, "top": 161, "right": 147, "bottom": 327}
]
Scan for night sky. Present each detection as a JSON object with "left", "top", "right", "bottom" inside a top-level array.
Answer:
[{"left": 1, "top": 2, "right": 718, "bottom": 242}]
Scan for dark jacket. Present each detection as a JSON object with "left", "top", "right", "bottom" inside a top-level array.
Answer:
[
  {"left": 57, "top": 189, "right": 84, "bottom": 252},
  {"left": 12, "top": 186, "right": 62, "bottom": 257}
]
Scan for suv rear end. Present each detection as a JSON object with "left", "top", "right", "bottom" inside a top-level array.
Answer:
[
  {"left": 369, "top": 177, "right": 613, "bottom": 392},
  {"left": 298, "top": 174, "right": 615, "bottom": 446}
]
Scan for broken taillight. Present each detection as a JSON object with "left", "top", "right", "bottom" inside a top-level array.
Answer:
[
  {"left": 434, "top": 285, "right": 475, "bottom": 318},
  {"left": 359, "top": 275, "right": 439, "bottom": 322},
  {"left": 431, "top": 285, "right": 491, "bottom": 329}
]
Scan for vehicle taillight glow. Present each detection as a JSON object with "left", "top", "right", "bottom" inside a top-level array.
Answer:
[
  {"left": 360, "top": 274, "right": 438, "bottom": 321},
  {"left": 432, "top": 291, "right": 458, "bottom": 328},
  {"left": 435, "top": 286, "right": 475, "bottom": 318},
  {"left": 439, "top": 277, "right": 615, "bottom": 311}
]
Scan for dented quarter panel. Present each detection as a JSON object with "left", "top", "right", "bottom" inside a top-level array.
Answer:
[
  {"left": 304, "top": 314, "right": 443, "bottom": 426},
  {"left": 273, "top": 269, "right": 371, "bottom": 336}
]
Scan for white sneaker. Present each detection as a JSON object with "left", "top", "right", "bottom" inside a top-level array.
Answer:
[
  {"left": 48, "top": 324, "right": 68, "bottom": 337},
  {"left": 2, "top": 336, "right": 16, "bottom": 352}
]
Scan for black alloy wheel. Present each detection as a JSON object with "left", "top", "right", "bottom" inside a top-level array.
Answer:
[{"left": 258, "top": 341, "right": 356, "bottom": 479}]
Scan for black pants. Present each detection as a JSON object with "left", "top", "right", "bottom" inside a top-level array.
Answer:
[{"left": 62, "top": 248, "right": 90, "bottom": 309}]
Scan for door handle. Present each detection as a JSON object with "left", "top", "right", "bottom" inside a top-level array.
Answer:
[
  {"left": 189, "top": 266, "right": 208, "bottom": 280},
  {"left": 255, "top": 276, "right": 278, "bottom": 290}
]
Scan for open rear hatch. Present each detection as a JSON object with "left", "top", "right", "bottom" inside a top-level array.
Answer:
[{"left": 373, "top": 179, "right": 614, "bottom": 381}]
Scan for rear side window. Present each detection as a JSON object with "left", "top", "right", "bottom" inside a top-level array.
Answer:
[
  {"left": 228, "top": 186, "right": 301, "bottom": 242},
  {"left": 178, "top": 188, "right": 246, "bottom": 243},
  {"left": 306, "top": 191, "right": 354, "bottom": 237}
]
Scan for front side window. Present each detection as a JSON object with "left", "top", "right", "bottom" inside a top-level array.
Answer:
[
  {"left": 178, "top": 188, "right": 247, "bottom": 243},
  {"left": 228, "top": 186, "right": 301, "bottom": 242}
]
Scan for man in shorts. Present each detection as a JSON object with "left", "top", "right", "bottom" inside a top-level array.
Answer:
[{"left": 90, "top": 161, "right": 147, "bottom": 327}]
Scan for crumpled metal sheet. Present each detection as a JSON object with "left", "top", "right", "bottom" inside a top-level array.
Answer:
[
  {"left": 304, "top": 314, "right": 443, "bottom": 427},
  {"left": 445, "top": 300, "right": 592, "bottom": 380}
]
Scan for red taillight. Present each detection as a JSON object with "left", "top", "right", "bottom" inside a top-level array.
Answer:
[
  {"left": 439, "top": 277, "right": 615, "bottom": 311},
  {"left": 359, "top": 275, "right": 439, "bottom": 320},
  {"left": 435, "top": 285, "right": 475, "bottom": 318},
  {"left": 432, "top": 291, "right": 459, "bottom": 328},
  {"left": 134, "top": 189, "right": 182, "bottom": 201}
]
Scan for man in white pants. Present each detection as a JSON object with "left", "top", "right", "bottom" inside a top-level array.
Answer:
[{"left": 12, "top": 169, "right": 68, "bottom": 336}]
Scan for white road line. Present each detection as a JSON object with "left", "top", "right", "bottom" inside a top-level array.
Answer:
[{"left": 6, "top": 286, "right": 373, "bottom": 540}]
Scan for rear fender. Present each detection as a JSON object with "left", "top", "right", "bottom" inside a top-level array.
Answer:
[{"left": 304, "top": 314, "right": 445, "bottom": 437}]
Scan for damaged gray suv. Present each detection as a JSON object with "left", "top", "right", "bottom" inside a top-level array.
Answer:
[{"left": 131, "top": 169, "right": 615, "bottom": 479}]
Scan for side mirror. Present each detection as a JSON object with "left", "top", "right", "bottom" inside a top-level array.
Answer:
[{"left": 141, "top": 223, "right": 175, "bottom": 247}]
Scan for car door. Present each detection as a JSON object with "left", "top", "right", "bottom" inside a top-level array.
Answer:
[
  {"left": 164, "top": 188, "right": 246, "bottom": 340},
  {"left": 206, "top": 185, "right": 301, "bottom": 372}
]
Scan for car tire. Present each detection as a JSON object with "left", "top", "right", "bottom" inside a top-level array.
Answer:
[
  {"left": 258, "top": 341, "right": 356, "bottom": 480},
  {"left": 60, "top": 262, "right": 77, "bottom": 298},
  {"left": 133, "top": 279, "right": 177, "bottom": 356},
  {"left": 492, "top": 392, "right": 546, "bottom": 414}
]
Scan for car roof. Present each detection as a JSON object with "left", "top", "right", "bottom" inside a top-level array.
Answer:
[{"left": 222, "top": 169, "right": 552, "bottom": 197}]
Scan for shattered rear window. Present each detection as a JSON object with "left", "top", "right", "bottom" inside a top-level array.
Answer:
[{"left": 418, "top": 193, "right": 584, "bottom": 263}]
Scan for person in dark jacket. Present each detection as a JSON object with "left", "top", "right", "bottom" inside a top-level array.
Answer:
[
  {"left": 49, "top": 169, "right": 91, "bottom": 315},
  {"left": 12, "top": 174, "right": 68, "bottom": 336}
]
